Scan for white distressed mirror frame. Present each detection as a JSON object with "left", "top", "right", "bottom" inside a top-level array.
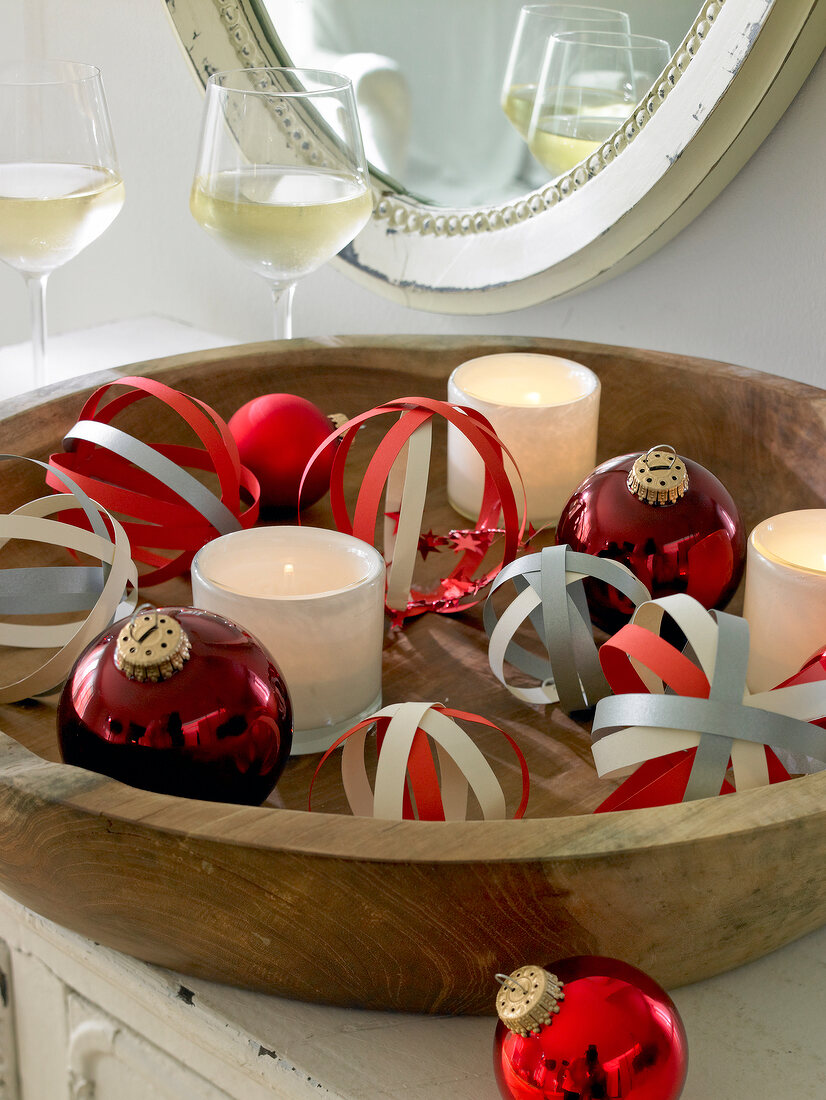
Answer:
[{"left": 164, "top": 0, "right": 826, "bottom": 314}]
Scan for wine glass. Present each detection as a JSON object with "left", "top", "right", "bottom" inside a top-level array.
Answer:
[
  {"left": 501, "top": 4, "right": 631, "bottom": 141},
  {"left": 190, "top": 67, "right": 373, "bottom": 341},
  {"left": 0, "top": 60, "right": 124, "bottom": 389},
  {"left": 527, "top": 30, "right": 671, "bottom": 177}
]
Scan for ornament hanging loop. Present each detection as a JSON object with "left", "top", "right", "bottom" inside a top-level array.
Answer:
[
  {"left": 494, "top": 972, "right": 531, "bottom": 994},
  {"left": 643, "top": 443, "right": 678, "bottom": 469}
]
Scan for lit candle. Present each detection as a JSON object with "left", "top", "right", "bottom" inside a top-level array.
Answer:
[
  {"left": 446, "top": 353, "right": 600, "bottom": 527},
  {"left": 191, "top": 527, "right": 386, "bottom": 754},
  {"left": 743, "top": 510, "right": 826, "bottom": 691}
]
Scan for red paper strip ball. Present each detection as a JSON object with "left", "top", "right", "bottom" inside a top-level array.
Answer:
[
  {"left": 493, "top": 956, "right": 688, "bottom": 1100},
  {"left": 58, "top": 607, "right": 292, "bottom": 805},
  {"left": 557, "top": 446, "right": 745, "bottom": 630},
  {"left": 46, "top": 376, "right": 260, "bottom": 586},
  {"left": 229, "top": 393, "right": 335, "bottom": 509}
]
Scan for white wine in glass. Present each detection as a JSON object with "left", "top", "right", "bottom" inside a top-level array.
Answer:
[
  {"left": 528, "top": 30, "right": 671, "bottom": 177},
  {"left": 190, "top": 68, "right": 372, "bottom": 341},
  {"left": 0, "top": 61, "right": 124, "bottom": 388},
  {"left": 501, "top": 4, "right": 631, "bottom": 141}
]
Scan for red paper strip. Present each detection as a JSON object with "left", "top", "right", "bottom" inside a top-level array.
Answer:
[{"left": 599, "top": 622, "right": 711, "bottom": 699}]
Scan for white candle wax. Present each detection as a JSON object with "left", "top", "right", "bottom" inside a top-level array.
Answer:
[
  {"left": 446, "top": 353, "right": 600, "bottom": 527},
  {"left": 192, "top": 527, "right": 385, "bottom": 754},
  {"left": 743, "top": 510, "right": 826, "bottom": 692}
]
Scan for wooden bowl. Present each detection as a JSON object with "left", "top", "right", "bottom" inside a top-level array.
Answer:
[{"left": 1, "top": 335, "right": 824, "bottom": 1015}]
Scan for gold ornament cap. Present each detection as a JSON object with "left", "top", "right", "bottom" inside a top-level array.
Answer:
[
  {"left": 495, "top": 966, "right": 565, "bottom": 1037},
  {"left": 626, "top": 444, "right": 689, "bottom": 505},
  {"left": 114, "top": 608, "right": 191, "bottom": 682}
]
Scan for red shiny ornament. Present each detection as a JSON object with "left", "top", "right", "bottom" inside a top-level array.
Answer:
[
  {"left": 228, "top": 393, "right": 335, "bottom": 509},
  {"left": 58, "top": 607, "right": 292, "bottom": 805},
  {"left": 557, "top": 446, "right": 745, "bottom": 630},
  {"left": 493, "top": 957, "right": 688, "bottom": 1100}
]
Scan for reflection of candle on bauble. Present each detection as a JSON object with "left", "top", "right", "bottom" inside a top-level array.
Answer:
[
  {"left": 447, "top": 353, "right": 600, "bottom": 527},
  {"left": 743, "top": 510, "right": 826, "bottom": 691},
  {"left": 192, "top": 526, "right": 386, "bottom": 754}
]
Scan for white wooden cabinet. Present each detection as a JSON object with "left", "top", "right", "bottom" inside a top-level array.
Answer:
[{"left": 0, "top": 894, "right": 336, "bottom": 1100}]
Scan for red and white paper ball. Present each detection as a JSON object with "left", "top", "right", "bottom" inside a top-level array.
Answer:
[{"left": 309, "top": 701, "right": 530, "bottom": 821}]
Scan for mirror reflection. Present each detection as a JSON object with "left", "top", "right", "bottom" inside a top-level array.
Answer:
[{"left": 268, "top": 0, "right": 702, "bottom": 206}]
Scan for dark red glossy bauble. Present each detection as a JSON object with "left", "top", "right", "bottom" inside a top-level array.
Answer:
[
  {"left": 228, "top": 393, "right": 335, "bottom": 509},
  {"left": 557, "top": 449, "right": 745, "bottom": 631},
  {"left": 58, "top": 607, "right": 292, "bottom": 805},
  {"left": 493, "top": 957, "right": 688, "bottom": 1100}
]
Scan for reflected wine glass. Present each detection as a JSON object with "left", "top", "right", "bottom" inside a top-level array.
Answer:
[
  {"left": 190, "top": 67, "right": 373, "bottom": 341},
  {"left": 527, "top": 30, "right": 671, "bottom": 177},
  {"left": 0, "top": 60, "right": 124, "bottom": 389},
  {"left": 501, "top": 4, "right": 631, "bottom": 140}
]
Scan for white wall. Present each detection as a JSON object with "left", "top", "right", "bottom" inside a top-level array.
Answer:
[{"left": 0, "top": 0, "right": 824, "bottom": 389}]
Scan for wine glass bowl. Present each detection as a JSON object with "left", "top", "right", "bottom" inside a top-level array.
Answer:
[
  {"left": 190, "top": 67, "right": 372, "bottom": 340},
  {"left": 0, "top": 60, "right": 124, "bottom": 387},
  {"left": 527, "top": 30, "right": 671, "bottom": 178},
  {"left": 501, "top": 4, "right": 631, "bottom": 141}
]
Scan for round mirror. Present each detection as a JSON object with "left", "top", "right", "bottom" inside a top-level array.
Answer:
[{"left": 166, "top": 0, "right": 825, "bottom": 312}]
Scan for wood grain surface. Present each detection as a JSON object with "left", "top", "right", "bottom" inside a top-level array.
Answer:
[{"left": 0, "top": 335, "right": 824, "bottom": 1014}]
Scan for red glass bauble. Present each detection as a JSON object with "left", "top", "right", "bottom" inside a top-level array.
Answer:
[
  {"left": 228, "top": 393, "right": 335, "bottom": 509},
  {"left": 557, "top": 446, "right": 745, "bottom": 631},
  {"left": 58, "top": 607, "right": 292, "bottom": 805},
  {"left": 493, "top": 957, "right": 688, "bottom": 1100}
]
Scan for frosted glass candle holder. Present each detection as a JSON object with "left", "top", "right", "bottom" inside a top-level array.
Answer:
[
  {"left": 192, "top": 527, "right": 385, "bottom": 755},
  {"left": 446, "top": 352, "right": 600, "bottom": 527},
  {"left": 743, "top": 509, "right": 826, "bottom": 692}
]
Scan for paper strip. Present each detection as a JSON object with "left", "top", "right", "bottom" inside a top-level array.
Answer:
[{"left": 385, "top": 419, "right": 432, "bottom": 612}]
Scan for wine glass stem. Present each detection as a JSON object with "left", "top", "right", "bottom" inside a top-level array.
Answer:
[
  {"left": 24, "top": 272, "right": 49, "bottom": 388},
  {"left": 271, "top": 281, "right": 296, "bottom": 341}
]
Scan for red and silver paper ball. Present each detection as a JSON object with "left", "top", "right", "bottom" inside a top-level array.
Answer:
[
  {"left": 58, "top": 606, "right": 292, "bottom": 805},
  {"left": 493, "top": 957, "right": 688, "bottom": 1100},
  {"left": 557, "top": 444, "right": 745, "bottom": 630},
  {"left": 47, "top": 376, "right": 260, "bottom": 586},
  {"left": 228, "top": 392, "right": 336, "bottom": 509}
]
